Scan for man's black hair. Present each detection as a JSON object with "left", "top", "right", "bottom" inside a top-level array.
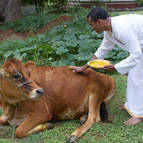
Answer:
[{"left": 87, "top": 7, "right": 109, "bottom": 22}]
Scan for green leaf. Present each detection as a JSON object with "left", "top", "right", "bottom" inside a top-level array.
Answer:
[
  {"left": 78, "top": 39, "right": 92, "bottom": 49},
  {"left": 56, "top": 47, "right": 69, "bottom": 55},
  {"left": 52, "top": 60, "right": 68, "bottom": 66},
  {"left": 65, "top": 41, "right": 78, "bottom": 47},
  {"left": 117, "top": 51, "right": 129, "bottom": 59},
  {"left": 64, "top": 34, "right": 75, "bottom": 41},
  {"left": 37, "top": 44, "right": 55, "bottom": 52},
  {"left": 79, "top": 35, "right": 90, "bottom": 39},
  {"left": 22, "top": 53, "right": 27, "bottom": 57},
  {"left": 106, "top": 51, "right": 116, "bottom": 59},
  {"left": 3, "top": 51, "right": 13, "bottom": 58},
  {"left": 74, "top": 52, "right": 92, "bottom": 61},
  {"left": 14, "top": 54, "right": 21, "bottom": 59},
  {"left": 65, "top": 54, "right": 75, "bottom": 61},
  {"left": 114, "top": 47, "right": 122, "bottom": 52}
]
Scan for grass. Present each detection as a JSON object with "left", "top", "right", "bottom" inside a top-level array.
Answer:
[{"left": 0, "top": 74, "right": 143, "bottom": 143}]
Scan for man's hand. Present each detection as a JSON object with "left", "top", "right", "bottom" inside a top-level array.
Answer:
[
  {"left": 69, "top": 64, "right": 89, "bottom": 73},
  {"left": 69, "top": 55, "right": 96, "bottom": 73},
  {"left": 99, "top": 64, "right": 115, "bottom": 71}
]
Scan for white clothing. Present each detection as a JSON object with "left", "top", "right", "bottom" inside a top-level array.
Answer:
[
  {"left": 125, "top": 56, "right": 143, "bottom": 117},
  {"left": 94, "top": 14, "right": 143, "bottom": 117}
]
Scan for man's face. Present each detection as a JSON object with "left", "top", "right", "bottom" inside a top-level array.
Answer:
[{"left": 88, "top": 16, "right": 105, "bottom": 34}]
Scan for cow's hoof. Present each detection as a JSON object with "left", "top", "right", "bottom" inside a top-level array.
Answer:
[
  {"left": 46, "top": 123, "right": 54, "bottom": 129},
  {"left": 80, "top": 118, "right": 86, "bottom": 125},
  {"left": 80, "top": 116, "right": 87, "bottom": 125},
  {"left": 67, "top": 135, "right": 78, "bottom": 143}
]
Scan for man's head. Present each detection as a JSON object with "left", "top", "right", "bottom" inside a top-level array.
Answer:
[{"left": 87, "top": 7, "right": 110, "bottom": 33}]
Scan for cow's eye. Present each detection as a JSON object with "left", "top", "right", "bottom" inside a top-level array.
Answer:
[{"left": 12, "top": 72, "right": 23, "bottom": 80}]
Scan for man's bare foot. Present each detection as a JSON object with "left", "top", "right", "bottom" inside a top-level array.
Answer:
[
  {"left": 124, "top": 117, "right": 143, "bottom": 126},
  {"left": 120, "top": 105, "right": 125, "bottom": 111}
]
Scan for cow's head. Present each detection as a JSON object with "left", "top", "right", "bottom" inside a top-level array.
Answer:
[{"left": 0, "top": 57, "right": 44, "bottom": 104}]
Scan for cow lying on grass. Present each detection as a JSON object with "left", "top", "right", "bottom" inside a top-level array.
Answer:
[{"left": 0, "top": 58, "right": 116, "bottom": 142}]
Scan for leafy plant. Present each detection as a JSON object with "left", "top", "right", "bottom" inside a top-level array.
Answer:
[
  {"left": 106, "top": 46, "right": 129, "bottom": 64},
  {"left": 0, "top": 13, "right": 60, "bottom": 32},
  {"left": 0, "top": 7, "right": 129, "bottom": 68}
]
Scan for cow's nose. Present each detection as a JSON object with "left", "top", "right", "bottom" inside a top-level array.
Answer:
[{"left": 36, "top": 88, "right": 44, "bottom": 96}]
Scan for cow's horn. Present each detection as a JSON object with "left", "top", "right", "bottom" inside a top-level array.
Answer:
[
  {"left": 5, "top": 57, "right": 9, "bottom": 62},
  {"left": 20, "top": 56, "right": 24, "bottom": 62}
]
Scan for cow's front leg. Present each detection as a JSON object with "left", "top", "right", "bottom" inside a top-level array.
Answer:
[
  {"left": 16, "top": 114, "right": 53, "bottom": 138},
  {"left": 0, "top": 104, "right": 14, "bottom": 125},
  {"left": 25, "top": 122, "right": 54, "bottom": 136},
  {"left": 67, "top": 94, "right": 101, "bottom": 143},
  {"left": 0, "top": 115, "right": 9, "bottom": 125}
]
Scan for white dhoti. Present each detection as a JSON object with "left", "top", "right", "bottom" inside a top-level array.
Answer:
[{"left": 124, "top": 56, "right": 143, "bottom": 117}]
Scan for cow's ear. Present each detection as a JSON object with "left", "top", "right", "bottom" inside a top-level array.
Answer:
[{"left": 24, "top": 61, "right": 35, "bottom": 72}]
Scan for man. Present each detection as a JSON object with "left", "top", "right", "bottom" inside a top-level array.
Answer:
[{"left": 70, "top": 7, "right": 143, "bottom": 126}]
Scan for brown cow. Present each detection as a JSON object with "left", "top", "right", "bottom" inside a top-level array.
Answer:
[{"left": 0, "top": 57, "right": 116, "bottom": 142}]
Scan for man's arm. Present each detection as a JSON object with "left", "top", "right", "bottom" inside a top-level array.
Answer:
[{"left": 70, "top": 55, "right": 97, "bottom": 72}]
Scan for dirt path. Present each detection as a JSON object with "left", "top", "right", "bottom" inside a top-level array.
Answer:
[{"left": 0, "top": 15, "right": 72, "bottom": 41}]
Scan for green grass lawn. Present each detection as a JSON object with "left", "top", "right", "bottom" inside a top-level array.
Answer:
[{"left": 0, "top": 75, "right": 143, "bottom": 143}]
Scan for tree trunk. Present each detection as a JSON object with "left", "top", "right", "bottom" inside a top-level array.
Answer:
[
  {"left": 0, "top": 0, "right": 7, "bottom": 22},
  {"left": 5, "top": 0, "right": 21, "bottom": 22}
]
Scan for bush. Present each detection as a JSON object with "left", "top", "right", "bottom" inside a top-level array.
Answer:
[{"left": 0, "top": 7, "right": 129, "bottom": 67}]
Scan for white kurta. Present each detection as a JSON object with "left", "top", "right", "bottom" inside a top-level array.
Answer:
[{"left": 95, "top": 14, "right": 143, "bottom": 117}]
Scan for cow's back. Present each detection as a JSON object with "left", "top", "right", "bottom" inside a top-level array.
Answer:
[{"left": 30, "top": 66, "right": 115, "bottom": 120}]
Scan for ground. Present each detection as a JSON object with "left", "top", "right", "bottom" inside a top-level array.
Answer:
[{"left": 0, "top": 15, "right": 72, "bottom": 41}]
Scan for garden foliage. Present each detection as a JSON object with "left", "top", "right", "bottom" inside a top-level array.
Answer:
[
  {"left": 0, "top": 7, "right": 129, "bottom": 67},
  {"left": 0, "top": 13, "right": 59, "bottom": 32},
  {"left": 20, "top": 0, "right": 68, "bottom": 10}
]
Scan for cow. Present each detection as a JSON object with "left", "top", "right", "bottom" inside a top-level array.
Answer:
[{"left": 0, "top": 57, "right": 116, "bottom": 142}]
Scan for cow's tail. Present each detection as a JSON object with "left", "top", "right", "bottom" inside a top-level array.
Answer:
[{"left": 100, "top": 102, "right": 108, "bottom": 122}]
